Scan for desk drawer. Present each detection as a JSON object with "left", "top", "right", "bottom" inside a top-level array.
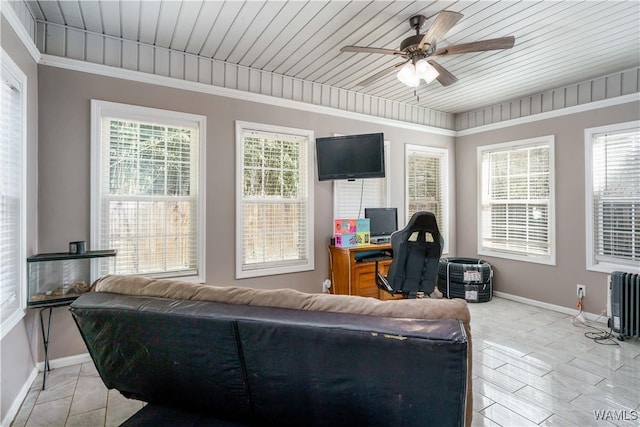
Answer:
[{"left": 353, "top": 261, "right": 391, "bottom": 298}]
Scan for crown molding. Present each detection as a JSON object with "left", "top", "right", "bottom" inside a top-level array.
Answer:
[
  {"left": 39, "top": 53, "right": 640, "bottom": 138},
  {"left": 0, "top": 2, "right": 40, "bottom": 63},
  {"left": 39, "top": 54, "right": 457, "bottom": 137},
  {"left": 457, "top": 93, "right": 640, "bottom": 136}
]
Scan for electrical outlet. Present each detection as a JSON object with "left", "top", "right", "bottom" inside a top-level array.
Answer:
[
  {"left": 322, "top": 279, "right": 331, "bottom": 293},
  {"left": 577, "top": 284, "right": 586, "bottom": 298}
]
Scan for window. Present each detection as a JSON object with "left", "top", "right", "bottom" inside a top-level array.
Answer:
[
  {"left": 478, "top": 136, "right": 555, "bottom": 264},
  {"left": 333, "top": 141, "right": 390, "bottom": 219},
  {"left": 236, "top": 121, "right": 314, "bottom": 278},
  {"left": 585, "top": 122, "right": 640, "bottom": 273},
  {"left": 91, "top": 100, "right": 206, "bottom": 282},
  {"left": 1, "top": 49, "right": 27, "bottom": 338},
  {"left": 405, "top": 145, "right": 449, "bottom": 253}
]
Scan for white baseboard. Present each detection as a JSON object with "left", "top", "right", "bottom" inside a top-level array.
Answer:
[
  {"left": 1, "top": 367, "right": 38, "bottom": 427},
  {"left": 36, "top": 352, "right": 92, "bottom": 372},
  {"left": 494, "top": 291, "right": 608, "bottom": 324}
]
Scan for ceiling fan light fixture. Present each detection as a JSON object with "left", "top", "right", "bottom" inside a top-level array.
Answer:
[
  {"left": 397, "top": 59, "right": 438, "bottom": 87},
  {"left": 406, "top": 73, "right": 420, "bottom": 87},
  {"left": 342, "top": 11, "right": 516, "bottom": 89},
  {"left": 415, "top": 59, "right": 439, "bottom": 84},
  {"left": 397, "top": 62, "right": 420, "bottom": 87}
]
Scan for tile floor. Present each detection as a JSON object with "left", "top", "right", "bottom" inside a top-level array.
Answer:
[
  {"left": 469, "top": 298, "right": 640, "bottom": 426},
  {"left": 10, "top": 296, "right": 640, "bottom": 426},
  {"left": 11, "top": 362, "right": 143, "bottom": 427}
]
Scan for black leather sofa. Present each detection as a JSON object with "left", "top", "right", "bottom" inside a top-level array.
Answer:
[{"left": 70, "top": 281, "right": 470, "bottom": 426}]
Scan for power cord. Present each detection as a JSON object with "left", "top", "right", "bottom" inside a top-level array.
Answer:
[
  {"left": 584, "top": 328, "right": 619, "bottom": 346},
  {"left": 570, "top": 289, "right": 586, "bottom": 326},
  {"left": 570, "top": 292, "right": 619, "bottom": 346},
  {"left": 357, "top": 178, "right": 364, "bottom": 218}
]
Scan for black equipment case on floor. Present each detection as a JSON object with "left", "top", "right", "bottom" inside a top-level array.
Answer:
[{"left": 438, "top": 258, "right": 493, "bottom": 303}]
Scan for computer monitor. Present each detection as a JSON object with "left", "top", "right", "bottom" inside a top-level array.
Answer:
[{"left": 364, "top": 208, "right": 398, "bottom": 243}]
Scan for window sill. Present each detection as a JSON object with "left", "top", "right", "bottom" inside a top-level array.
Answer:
[
  {"left": 138, "top": 274, "right": 205, "bottom": 284},
  {"left": 478, "top": 249, "right": 556, "bottom": 266},
  {"left": 236, "top": 263, "right": 314, "bottom": 279},
  {"left": 1, "top": 309, "right": 26, "bottom": 341},
  {"left": 587, "top": 262, "right": 640, "bottom": 275}
]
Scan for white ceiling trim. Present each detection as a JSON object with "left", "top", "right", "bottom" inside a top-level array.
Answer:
[
  {"left": 35, "top": 18, "right": 455, "bottom": 130},
  {"left": 41, "top": 53, "right": 639, "bottom": 139},
  {"left": 457, "top": 93, "right": 639, "bottom": 136},
  {"left": 38, "top": 54, "right": 456, "bottom": 137},
  {"left": 1, "top": 3, "right": 41, "bottom": 63}
]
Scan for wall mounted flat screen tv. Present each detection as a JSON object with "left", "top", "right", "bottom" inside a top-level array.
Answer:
[{"left": 315, "top": 133, "right": 385, "bottom": 181}]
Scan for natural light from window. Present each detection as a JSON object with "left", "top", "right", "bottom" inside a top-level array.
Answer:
[
  {"left": 585, "top": 121, "right": 640, "bottom": 273},
  {"left": 478, "top": 136, "right": 555, "bottom": 265},
  {"left": 91, "top": 100, "right": 206, "bottom": 282},
  {"left": 235, "top": 121, "right": 314, "bottom": 278}
]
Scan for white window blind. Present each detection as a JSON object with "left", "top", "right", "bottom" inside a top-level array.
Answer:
[
  {"left": 586, "top": 123, "right": 640, "bottom": 272},
  {"left": 1, "top": 52, "right": 26, "bottom": 336},
  {"left": 406, "top": 145, "right": 448, "bottom": 253},
  {"left": 92, "top": 101, "right": 205, "bottom": 280},
  {"left": 236, "top": 122, "right": 314, "bottom": 278},
  {"left": 334, "top": 141, "right": 390, "bottom": 219},
  {"left": 479, "top": 136, "right": 555, "bottom": 264}
]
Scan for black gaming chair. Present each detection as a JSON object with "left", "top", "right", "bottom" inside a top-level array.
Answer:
[{"left": 375, "top": 211, "right": 443, "bottom": 299}]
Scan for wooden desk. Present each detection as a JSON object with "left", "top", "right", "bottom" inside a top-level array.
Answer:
[{"left": 328, "top": 244, "right": 403, "bottom": 300}]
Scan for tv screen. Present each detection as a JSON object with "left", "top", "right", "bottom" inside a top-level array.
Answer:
[
  {"left": 365, "top": 207, "right": 398, "bottom": 238},
  {"left": 315, "top": 133, "right": 385, "bottom": 181}
]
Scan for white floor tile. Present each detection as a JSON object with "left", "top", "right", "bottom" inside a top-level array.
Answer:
[
  {"left": 473, "top": 377, "right": 553, "bottom": 424},
  {"left": 65, "top": 408, "right": 106, "bottom": 427},
  {"left": 515, "top": 386, "right": 617, "bottom": 426},
  {"left": 474, "top": 362, "right": 527, "bottom": 393},
  {"left": 480, "top": 402, "right": 539, "bottom": 426},
  {"left": 68, "top": 376, "right": 108, "bottom": 416},
  {"left": 25, "top": 396, "right": 72, "bottom": 427}
]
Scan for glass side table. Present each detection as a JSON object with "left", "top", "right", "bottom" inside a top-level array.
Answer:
[{"left": 27, "top": 250, "right": 116, "bottom": 389}]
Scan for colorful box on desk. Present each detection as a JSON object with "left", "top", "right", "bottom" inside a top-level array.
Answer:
[
  {"left": 334, "top": 218, "right": 370, "bottom": 234},
  {"left": 334, "top": 218, "right": 370, "bottom": 247}
]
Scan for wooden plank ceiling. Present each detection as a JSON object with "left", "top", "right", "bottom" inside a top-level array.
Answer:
[{"left": 26, "top": 0, "right": 640, "bottom": 114}]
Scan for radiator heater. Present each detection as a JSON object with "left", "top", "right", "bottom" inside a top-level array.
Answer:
[{"left": 609, "top": 271, "right": 640, "bottom": 340}]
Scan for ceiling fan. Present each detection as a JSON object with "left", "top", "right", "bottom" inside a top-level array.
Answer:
[{"left": 341, "top": 11, "right": 515, "bottom": 88}]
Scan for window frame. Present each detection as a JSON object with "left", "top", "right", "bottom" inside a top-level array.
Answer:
[
  {"left": 585, "top": 121, "right": 640, "bottom": 274},
  {"left": 404, "top": 144, "right": 450, "bottom": 254},
  {"left": 235, "top": 120, "right": 315, "bottom": 279},
  {"left": 332, "top": 140, "right": 390, "bottom": 219},
  {"left": 90, "top": 100, "right": 207, "bottom": 283},
  {"left": 0, "top": 49, "right": 28, "bottom": 339},
  {"left": 477, "top": 135, "right": 556, "bottom": 265}
]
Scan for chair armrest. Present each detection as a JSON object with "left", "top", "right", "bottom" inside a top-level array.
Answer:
[{"left": 375, "top": 260, "right": 394, "bottom": 294}]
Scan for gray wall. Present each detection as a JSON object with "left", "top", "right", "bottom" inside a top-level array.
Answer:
[
  {"left": 456, "top": 101, "right": 640, "bottom": 314},
  {"left": 36, "top": 64, "right": 455, "bottom": 361},
  {"left": 0, "top": 14, "right": 39, "bottom": 421}
]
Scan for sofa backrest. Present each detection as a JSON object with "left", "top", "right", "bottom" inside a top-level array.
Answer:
[
  {"left": 92, "top": 275, "right": 471, "bottom": 327},
  {"left": 71, "top": 292, "right": 469, "bottom": 427}
]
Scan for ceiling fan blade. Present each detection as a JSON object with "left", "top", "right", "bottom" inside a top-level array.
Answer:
[
  {"left": 341, "top": 46, "right": 405, "bottom": 56},
  {"left": 435, "top": 36, "right": 515, "bottom": 56},
  {"left": 428, "top": 60, "right": 458, "bottom": 86},
  {"left": 418, "top": 11, "right": 463, "bottom": 50},
  {"left": 356, "top": 61, "right": 408, "bottom": 87}
]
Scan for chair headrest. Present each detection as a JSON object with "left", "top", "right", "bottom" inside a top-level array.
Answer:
[{"left": 405, "top": 211, "right": 439, "bottom": 233}]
